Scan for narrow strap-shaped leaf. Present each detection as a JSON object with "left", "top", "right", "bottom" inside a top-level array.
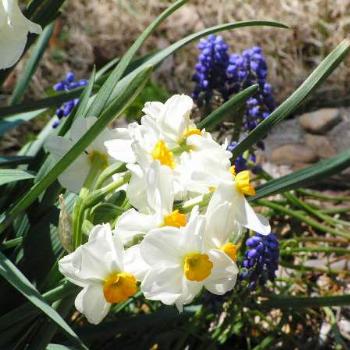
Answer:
[
  {"left": 0, "top": 91, "right": 81, "bottom": 118},
  {"left": 0, "top": 251, "right": 87, "bottom": 349},
  {"left": 0, "top": 169, "right": 34, "bottom": 186},
  {"left": 0, "top": 156, "right": 33, "bottom": 166},
  {"left": 47, "top": 344, "right": 76, "bottom": 350},
  {"left": 261, "top": 294, "right": 350, "bottom": 309},
  {"left": 198, "top": 84, "right": 258, "bottom": 129},
  {"left": 251, "top": 149, "right": 350, "bottom": 200},
  {"left": 0, "top": 109, "right": 46, "bottom": 136},
  {"left": 0, "top": 20, "right": 286, "bottom": 119},
  {"left": 87, "top": 0, "right": 187, "bottom": 117},
  {"left": 231, "top": 39, "right": 350, "bottom": 159},
  {"left": 10, "top": 23, "right": 54, "bottom": 105},
  {"left": 107, "top": 20, "right": 288, "bottom": 106},
  {"left": 0, "top": 67, "right": 151, "bottom": 233}
]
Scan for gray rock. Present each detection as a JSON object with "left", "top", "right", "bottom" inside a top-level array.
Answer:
[
  {"left": 329, "top": 121, "right": 350, "bottom": 153},
  {"left": 299, "top": 108, "right": 342, "bottom": 134},
  {"left": 304, "top": 134, "right": 336, "bottom": 158},
  {"left": 264, "top": 119, "right": 305, "bottom": 157},
  {"left": 271, "top": 144, "right": 318, "bottom": 165}
]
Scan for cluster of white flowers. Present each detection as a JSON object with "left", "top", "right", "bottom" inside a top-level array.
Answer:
[
  {"left": 0, "top": 0, "right": 42, "bottom": 70},
  {"left": 49, "top": 95, "right": 271, "bottom": 324}
]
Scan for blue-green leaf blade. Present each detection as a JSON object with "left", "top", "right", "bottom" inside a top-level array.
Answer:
[
  {"left": 232, "top": 39, "right": 350, "bottom": 159},
  {"left": 198, "top": 84, "right": 259, "bottom": 129},
  {"left": 0, "top": 251, "right": 86, "bottom": 349},
  {"left": 252, "top": 149, "right": 350, "bottom": 200},
  {"left": 0, "top": 169, "right": 34, "bottom": 186}
]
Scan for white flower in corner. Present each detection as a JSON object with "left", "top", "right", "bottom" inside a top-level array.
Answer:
[
  {"left": 207, "top": 169, "right": 271, "bottom": 235},
  {"left": 45, "top": 117, "right": 119, "bottom": 193},
  {"left": 115, "top": 161, "right": 188, "bottom": 245},
  {"left": 58, "top": 224, "right": 138, "bottom": 324},
  {"left": 0, "top": 0, "right": 42, "bottom": 69},
  {"left": 138, "top": 208, "right": 238, "bottom": 311}
]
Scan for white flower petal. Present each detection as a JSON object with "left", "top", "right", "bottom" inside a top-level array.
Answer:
[
  {"left": 141, "top": 267, "right": 183, "bottom": 305},
  {"left": 115, "top": 209, "right": 160, "bottom": 245},
  {"left": 205, "top": 202, "right": 235, "bottom": 249},
  {"left": 0, "top": 0, "right": 41, "bottom": 70},
  {"left": 204, "top": 250, "right": 238, "bottom": 295},
  {"left": 124, "top": 244, "right": 149, "bottom": 281},
  {"left": 161, "top": 95, "right": 193, "bottom": 140},
  {"left": 75, "top": 285, "right": 110, "bottom": 325},
  {"left": 140, "top": 228, "right": 183, "bottom": 267},
  {"left": 209, "top": 182, "right": 271, "bottom": 235},
  {"left": 126, "top": 164, "right": 149, "bottom": 212},
  {"left": 104, "top": 137, "right": 135, "bottom": 163},
  {"left": 142, "top": 101, "right": 165, "bottom": 121},
  {"left": 57, "top": 156, "right": 90, "bottom": 193},
  {"left": 146, "top": 161, "right": 174, "bottom": 214},
  {"left": 59, "top": 224, "right": 125, "bottom": 285}
]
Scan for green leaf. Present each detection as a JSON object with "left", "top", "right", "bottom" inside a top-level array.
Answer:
[
  {"left": 47, "top": 344, "right": 77, "bottom": 350},
  {"left": 198, "top": 84, "right": 259, "bottom": 129},
  {"left": 0, "top": 19, "right": 286, "bottom": 119},
  {"left": 10, "top": 23, "right": 54, "bottom": 105},
  {"left": 232, "top": 39, "right": 350, "bottom": 159},
  {"left": 262, "top": 294, "right": 350, "bottom": 309},
  {"left": 86, "top": 0, "right": 187, "bottom": 118},
  {"left": 107, "top": 20, "right": 288, "bottom": 107},
  {"left": 0, "top": 67, "right": 152, "bottom": 233},
  {"left": 0, "top": 169, "right": 34, "bottom": 186},
  {"left": 252, "top": 149, "right": 350, "bottom": 200},
  {"left": 0, "top": 282, "right": 77, "bottom": 332},
  {"left": 0, "top": 156, "right": 33, "bottom": 166},
  {"left": 0, "top": 251, "right": 87, "bottom": 349},
  {"left": 0, "top": 109, "right": 46, "bottom": 136}
]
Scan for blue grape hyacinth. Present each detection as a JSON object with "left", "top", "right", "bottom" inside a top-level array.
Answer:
[
  {"left": 192, "top": 38, "right": 275, "bottom": 135},
  {"left": 53, "top": 72, "right": 88, "bottom": 128},
  {"left": 227, "top": 141, "right": 261, "bottom": 174},
  {"left": 192, "top": 34, "right": 230, "bottom": 104},
  {"left": 240, "top": 233, "right": 279, "bottom": 290},
  {"left": 226, "top": 46, "right": 275, "bottom": 133}
]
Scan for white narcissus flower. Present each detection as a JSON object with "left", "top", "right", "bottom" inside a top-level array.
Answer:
[
  {"left": 137, "top": 208, "right": 238, "bottom": 311},
  {"left": 105, "top": 94, "right": 232, "bottom": 200},
  {"left": 45, "top": 117, "right": 120, "bottom": 193},
  {"left": 206, "top": 169, "right": 271, "bottom": 235},
  {"left": 0, "top": 0, "right": 42, "bottom": 69},
  {"left": 58, "top": 224, "right": 138, "bottom": 324},
  {"left": 115, "top": 161, "right": 188, "bottom": 245}
]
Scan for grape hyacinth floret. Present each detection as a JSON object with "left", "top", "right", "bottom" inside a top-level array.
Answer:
[
  {"left": 240, "top": 233, "right": 279, "bottom": 290},
  {"left": 52, "top": 72, "right": 88, "bottom": 128},
  {"left": 227, "top": 141, "right": 261, "bottom": 174},
  {"left": 226, "top": 46, "right": 275, "bottom": 133},
  {"left": 192, "top": 37, "right": 275, "bottom": 135},
  {"left": 192, "top": 34, "right": 230, "bottom": 104}
]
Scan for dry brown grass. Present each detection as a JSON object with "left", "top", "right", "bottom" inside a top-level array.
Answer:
[{"left": 13, "top": 0, "right": 350, "bottom": 104}]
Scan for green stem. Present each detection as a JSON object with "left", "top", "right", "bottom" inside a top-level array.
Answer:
[
  {"left": 259, "top": 168, "right": 350, "bottom": 229},
  {"left": 321, "top": 206, "right": 350, "bottom": 214},
  {"left": 257, "top": 199, "right": 350, "bottom": 239},
  {"left": 280, "top": 261, "right": 350, "bottom": 276},
  {"left": 72, "top": 153, "right": 108, "bottom": 249},
  {"left": 283, "top": 192, "right": 350, "bottom": 228},
  {"left": 281, "top": 246, "right": 350, "bottom": 255},
  {"left": 298, "top": 188, "right": 350, "bottom": 202},
  {"left": 85, "top": 172, "right": 131, "bottom": 208},
  {"left": 179, "top": 192, "right": 212, "bottom": 213},
  {"left": 94, "top": 162, "right": 127, "bottom": 189},
  {"left": 288, "top": 237, "right": 348, "bottom": 244}
]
